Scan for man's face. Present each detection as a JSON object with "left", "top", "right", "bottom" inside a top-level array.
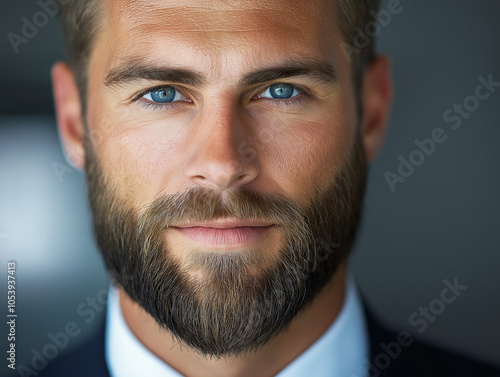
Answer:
[
  {"left": 86, "top": 0, "right": 359, "bottom": 212},
  {"left": 80, "top": 0, "right": 369, "bottom": 357}
]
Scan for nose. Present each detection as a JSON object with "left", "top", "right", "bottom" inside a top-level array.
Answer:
[{"left": 184, "top": 102, "right": 259, "bottom": 190}]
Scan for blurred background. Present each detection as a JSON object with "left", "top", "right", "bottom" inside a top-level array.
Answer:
[{"left": 1, "top": 0, "right": 499, "bottom": 373}]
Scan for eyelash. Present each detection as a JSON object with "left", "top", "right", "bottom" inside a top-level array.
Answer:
[
  {"left": 132, "top": 85, "right": 188, "bottom": 112},
  {"left": 259, "top": 95, "right": 307, "bottom": 108},
  {"left": 137, "top": 100, "right": 179, "bottom": 112},
  {"left": 132, "top": 84, "right": 310, "bottom": 111}
]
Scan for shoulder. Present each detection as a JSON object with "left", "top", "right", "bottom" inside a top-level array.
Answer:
[{"left": 364, "top": 306, "right": 500, "bottom": 377}]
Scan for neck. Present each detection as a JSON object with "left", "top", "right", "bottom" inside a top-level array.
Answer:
[{"left": 119, "top": 263, "right": 347, "bottom": 377}]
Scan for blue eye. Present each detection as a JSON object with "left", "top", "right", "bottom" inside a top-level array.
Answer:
[
  {"left": 142, "top": 86, "right": 186, "bottom": 103},
  {"left": 259, "top": 83, "right": 301, "bottom": 100},
  {"left": 270, "top": 83, "right": 294, "bottom": 99}
]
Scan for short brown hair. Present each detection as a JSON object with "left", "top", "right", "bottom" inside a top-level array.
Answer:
[
  {"left": 58, "top": 0, "right": 379, "bottom": 115},
  {"left": 337, "top": 0, "right": 380, "bottom": 93}
]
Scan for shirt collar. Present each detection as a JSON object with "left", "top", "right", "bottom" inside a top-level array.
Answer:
[
  {"left": 105, "top": 285, "right": 184, "bottom": 377},
  {"left": 105, "top": 275, "right": 368, "bottom": 377},
  {"left": 275, "top": 274, "right": 369, "bottom": 377}
]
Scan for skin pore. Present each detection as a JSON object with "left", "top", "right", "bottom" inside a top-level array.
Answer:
[{"left": 52, "top": 0, "right": 392, "bottom": 376}]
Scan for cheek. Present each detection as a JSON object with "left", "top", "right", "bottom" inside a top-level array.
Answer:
[
  {"left": 263, "top": 103, "right": 356, "bottom": 205},
  {"left": 117, "top": 128, "right": 181, "bottom": 202},
  {"left": 87, "top": 109, "right": 184, "bottom": 205}
]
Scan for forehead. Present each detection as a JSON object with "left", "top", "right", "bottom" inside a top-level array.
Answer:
[{"left": 97, "top": 0, "right": 341, "bottom": 74}]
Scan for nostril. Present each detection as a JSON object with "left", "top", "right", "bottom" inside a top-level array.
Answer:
[{"left": 186, "top": 152, "right": 259, "bottom": 189}]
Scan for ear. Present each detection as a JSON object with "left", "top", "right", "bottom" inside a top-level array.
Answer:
[
  {"left": 51, "top": 62, "right": 85, "bottom": 170},
  {"left": 360, "top": 56, "right": 393, "bottom": 162}
]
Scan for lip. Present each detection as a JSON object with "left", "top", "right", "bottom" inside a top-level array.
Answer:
[
  {"left": 174, "top": 219, "right": 274, "bottom": 229},
  {"left": 172, "top": 220, "right": 275, "bottom": 247}
]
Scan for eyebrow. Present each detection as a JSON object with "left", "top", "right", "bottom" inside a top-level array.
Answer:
[
  {"left": 239, "top": 60, "right": 338, "bottom": 87},
  {"left": 104, "top": 58, "right": 338, "bottom": 88},
  {"left": 104, "top": 59, "right": 206, "bottom": 87}
]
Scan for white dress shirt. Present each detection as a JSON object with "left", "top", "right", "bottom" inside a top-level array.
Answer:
[{"left": 106, "top": 275, "right": 368, "bottom": 377}]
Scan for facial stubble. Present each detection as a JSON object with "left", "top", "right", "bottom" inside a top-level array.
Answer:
[{"left": 84, "top": 131, "right": 367, "bottom": 358}]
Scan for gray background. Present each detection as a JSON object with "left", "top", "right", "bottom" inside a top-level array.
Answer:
[{"left": 1, "top": 0, "right": 499, "bottom": 373}]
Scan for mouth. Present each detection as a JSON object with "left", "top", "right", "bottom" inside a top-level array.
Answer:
[{"left": 172, "top": 219, "right": 275, "bottom": 247}]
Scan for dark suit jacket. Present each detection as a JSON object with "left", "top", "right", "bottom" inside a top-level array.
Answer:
[{"left": 17, "top": 305, "right": 500, "bottom": 377}]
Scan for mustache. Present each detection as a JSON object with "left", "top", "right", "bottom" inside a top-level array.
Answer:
[
  {"left": 138, "top": 186, "right": 309, "bottom": 231},
  {"left": 132, "top": 186, "right": 315, "bottom": 258}
]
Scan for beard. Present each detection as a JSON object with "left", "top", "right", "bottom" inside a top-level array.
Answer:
[{"left": 84, "top": 131, "right": 367, "bottom": 358}]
